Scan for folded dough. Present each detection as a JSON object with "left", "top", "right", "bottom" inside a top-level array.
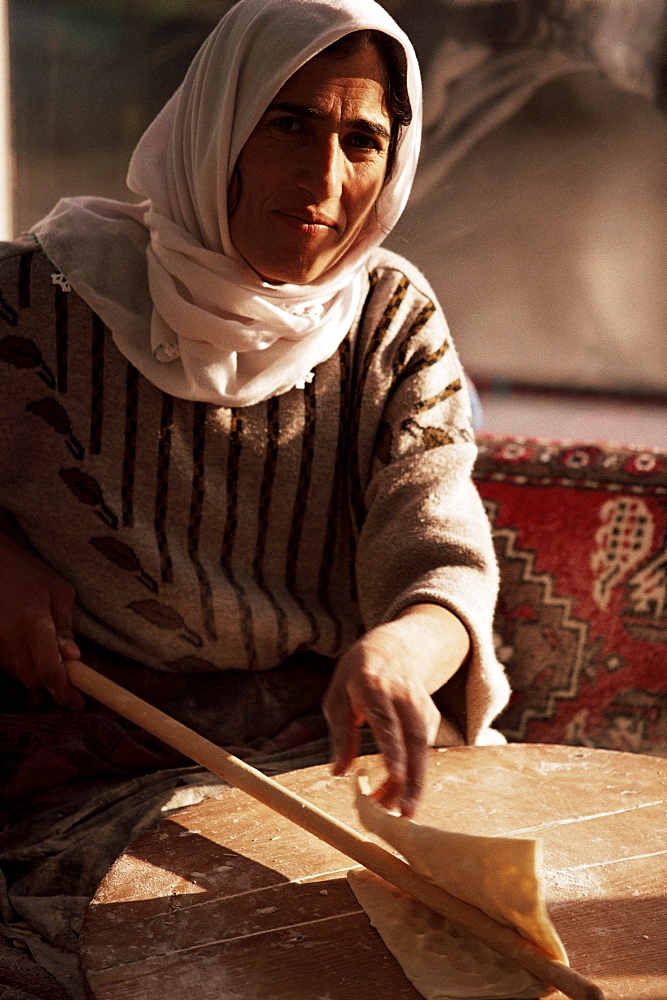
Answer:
[{"left": 348, "top": 778, "right": 567, "bottom": 1000}]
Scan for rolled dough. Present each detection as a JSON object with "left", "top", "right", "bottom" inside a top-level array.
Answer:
[{"left": 348, "top": 777, "right": 567, "bottom": 1000}]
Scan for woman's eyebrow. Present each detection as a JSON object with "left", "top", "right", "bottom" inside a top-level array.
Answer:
[{"left": 266, "top": 101, "right": 391, "bottom": 141}]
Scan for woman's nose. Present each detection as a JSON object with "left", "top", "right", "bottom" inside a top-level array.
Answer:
[{"left": 296, "top": 135, "right": 344, "bottom": 201}]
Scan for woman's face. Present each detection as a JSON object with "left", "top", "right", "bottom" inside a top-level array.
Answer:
[{"left": 228, "top": 43, "right": 392, "bottom": 285}]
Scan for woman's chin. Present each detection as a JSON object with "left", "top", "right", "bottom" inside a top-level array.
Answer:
[{"left": 244, "top": 252, "right": 336, "bottom": 287}]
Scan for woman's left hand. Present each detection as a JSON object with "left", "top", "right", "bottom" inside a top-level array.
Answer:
[{"left": 322, "top": 603, "right": 470, "bottom": 818}]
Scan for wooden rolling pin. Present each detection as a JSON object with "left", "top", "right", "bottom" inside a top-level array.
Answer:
[{"left": 67, "top": 660, "right": 604, "bottom": 1000}]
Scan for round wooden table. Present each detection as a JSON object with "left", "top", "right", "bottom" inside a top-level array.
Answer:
[{"left": 79, "top": 744, "right": 667, "bottom": 999}]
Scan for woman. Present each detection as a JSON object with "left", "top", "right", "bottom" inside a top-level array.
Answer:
[{"left": 0, "top": 0, "right": 509, "bottom": 820}]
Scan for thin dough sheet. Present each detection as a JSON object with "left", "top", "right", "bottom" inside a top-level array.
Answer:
[{"left": 348, "top": 778, "right": 567, "bottom": 1000}]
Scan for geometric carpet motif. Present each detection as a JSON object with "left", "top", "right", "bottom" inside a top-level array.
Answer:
[
  {"left": 474, "top": 433, "right": 667, "bottom": 756},
  {"left": 483, "top": 500, "right": 592, "bottom": 741}
]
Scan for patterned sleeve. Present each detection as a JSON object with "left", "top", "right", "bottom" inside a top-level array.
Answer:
[{"left": 351, "top": 263, "right": 509, "bottom": 742}]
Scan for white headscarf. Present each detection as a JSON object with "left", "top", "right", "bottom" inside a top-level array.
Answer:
[{"left": 32, "top": 0, "right": 422, "bottom": 406}]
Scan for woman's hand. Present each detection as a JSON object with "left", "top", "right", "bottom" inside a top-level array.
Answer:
[
  {"left": 0, "top": 534, "right": 83, "bottom": 708},
  {"left": 322, "top": 603, "right": 470, "bottom": 817}
]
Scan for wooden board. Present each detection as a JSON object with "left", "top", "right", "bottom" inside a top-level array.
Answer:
[{"left": 79, "top": 744, "right": 667, "bottom": 999}]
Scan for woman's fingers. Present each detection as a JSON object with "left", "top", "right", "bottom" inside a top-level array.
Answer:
[
  {"left": 399, "top": 695, "right": 442, "bottom": 816},
  {"left": 365, "top": 689, "right": 438, "bottom": 817},
  {"left": 324, "top": 606, "right": 471, "bottom": 815},
  {"left": 323, "top": 637, "right": 441, "bottom": 816},
  {"left": 358, "top": 687, "right": 408, "bottom": 797},
  {"left": 0, "top": 537, "right": 83, "bottom": 708},
  {"left": 50, "top": 582, "right": 84, "bottom": 707},
  {"left": 20, "top": 606, "right": 83, "bottom": 709},
  {"left": 26, "top": 611, "right": 78, "bottom": 708},
  {"left": 323, "top": 678, "right": 362, "bottom": 777}
]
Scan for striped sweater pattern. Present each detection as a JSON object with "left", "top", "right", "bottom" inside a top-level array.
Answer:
[{"left": 0, "top": 239, "right": 509, "bottom": 742}]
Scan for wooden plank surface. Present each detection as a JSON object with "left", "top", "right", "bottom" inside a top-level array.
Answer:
[{"left": 79, "top": 744, "right": 667, "bottom": 1000}]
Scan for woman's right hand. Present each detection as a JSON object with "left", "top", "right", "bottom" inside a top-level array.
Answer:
[{"left": 0, "top": 534, "right": 84, "bottom": 708}]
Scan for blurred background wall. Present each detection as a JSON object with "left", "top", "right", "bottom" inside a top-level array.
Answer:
[
  {"left": 382, "top": 0, "right": 667, "bottom": 395},
  {"left": 9, "top": 0, "right": 235, "bottom": 236}
]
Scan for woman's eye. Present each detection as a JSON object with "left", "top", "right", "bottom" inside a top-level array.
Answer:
[
  {"left": 272, "top": 116, "right": 302, "bottom": 133},
  {"left": 348, "top": 133, "right": 382, "bottom": 152}
]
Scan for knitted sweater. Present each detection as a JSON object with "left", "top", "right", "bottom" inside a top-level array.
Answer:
[{"left": 0, "top": 237, "right": 509, "bottom": 743}]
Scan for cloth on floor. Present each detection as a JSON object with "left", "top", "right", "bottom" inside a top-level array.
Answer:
[{"left": 0, "top": 765, "right": 227, "bottom": 1000}]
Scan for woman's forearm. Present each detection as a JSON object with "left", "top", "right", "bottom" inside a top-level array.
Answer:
[{"left": 392, "top": 602, "right": 471, "bottom": 694}]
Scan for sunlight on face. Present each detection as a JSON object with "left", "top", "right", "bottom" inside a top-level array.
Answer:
[{"left": 228, "top": 44, "right": 392, "bottom": 285}]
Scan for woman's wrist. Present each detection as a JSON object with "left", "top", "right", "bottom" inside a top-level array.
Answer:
[{"left": 391, "top": 602, "right": 471, "bottom": 694}]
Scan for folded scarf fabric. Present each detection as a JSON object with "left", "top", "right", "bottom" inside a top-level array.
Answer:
[{"left": 32, "top": 0, "right": 422, "bottom": 406}]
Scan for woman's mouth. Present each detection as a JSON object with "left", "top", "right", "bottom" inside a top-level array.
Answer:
[{"left": 276, "top": 210, "right": 339, "bottom": 234}]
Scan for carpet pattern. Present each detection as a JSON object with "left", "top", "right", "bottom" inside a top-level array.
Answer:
[{"left": 474, "top": 433, "right": 667, "bottom": 755}]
